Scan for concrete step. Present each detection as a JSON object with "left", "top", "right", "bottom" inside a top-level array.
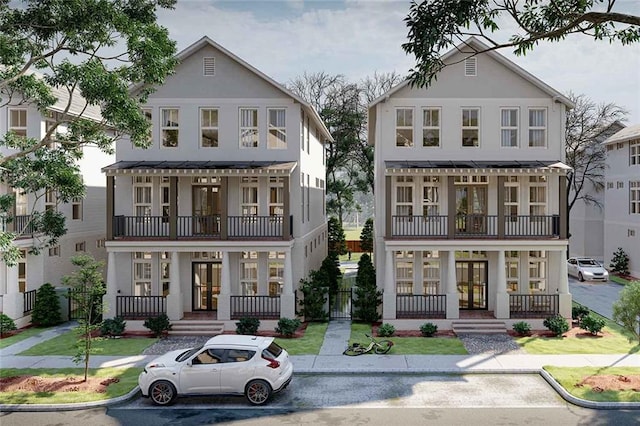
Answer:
[
  {"left": 452, "top": 320, "right": 507, "bottom": 334},
  {"left": 169, "top": 321, "right": 225, "bottom": 336}
]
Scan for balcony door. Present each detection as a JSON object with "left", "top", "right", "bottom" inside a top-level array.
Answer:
[
  {"left": 456, "top": 186, "right": 487, "bottom": 234},
  {"left": 192, "top": 185, "right": 220, "bottom": 235},
  {"left": 456, "top": 261, "right": 487, "bottom": 309},
  {"left": 193, "top": 262, "right": 221, "bottom": 311}
]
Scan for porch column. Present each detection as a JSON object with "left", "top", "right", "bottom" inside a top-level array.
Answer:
[
  {"left": 446, "top": 250, "right": 459, "bottom": 319},
  {"left": 382, "top": 249, "right": 396, "bottom": 319},
  {"left": 217, "top": 251, "right": 231, "bottom": 321},
  {"left": 105, "top": 251, "right": 118, "bottom": 319},
  {"left": 281, "top": 249, "right": 295, "bottom": 318},
  {"left": 2, "top": 262, "right": 22, "bottom": 320},
  {"left": 166, "top": 251, "right": 183, "bottom": 321},
  {"left": 495, "top": 250, "right": 509, "bottom": 319},
  {"left": 106, "top": 175, "right": 114, "bottom": 240},
  {"left": 557, "top": 248, "right": 572, "bottom": 319}
]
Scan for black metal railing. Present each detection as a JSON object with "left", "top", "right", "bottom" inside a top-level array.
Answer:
[
  {"left": 396, "top": 294, "right": 447, "bottom": 319},
  {"left": 504, "top": 215, "right": 559, "bottom": 237},
  {"left": 228, "top": 215, "right": 283, "bottom": 239},
  {"left": 509, "top": 294, "right": 559, "bottom": 318},
  {"left": 113, "top": 215, "right": 169, "bottom": 238},
  {"left": 177, "top": 215, "right": 221, "bottom": 237},
  {"left": 116, "top": 296, "right": 166, "bottom": 319},
  {"left": 455, "top": 214, "right": 498, "bottom": 237},
  {"left": 391, "top": 215, "right": 448, "bottom": 237},
  {"left": 23, "top": 289, "right": 37, "bottom": 314},
  {"left": 230, "top": 296, "right": 281, "bottom": 319}
]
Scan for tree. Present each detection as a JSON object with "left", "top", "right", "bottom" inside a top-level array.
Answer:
[
  {"left": 612, "top": 280, "right": 640, "bottom": 344},
  {"left": 403, "top": 0, "right": 640, "bottom": 88},
  {"left": 360, "top": 218, "right": 374, "bottom": 254},
  {"left": 63, "top": 254, "right": 106, "bottom": 381},
  {"left": 297, "top": 270, "right": 329, "bottom": 321},
  {"left": 31, "top": 282, "right": 62, "bottom": 327},
  {"left": 327, "top": 216, "right": 347, "bottom": 256},
  {"left": 0, "top": 0, "right": 178, "bottom": 265},
  {"left": 352, "top": 253, "right": 382, "bottom": 323},
  {"left": 609, "top": 247, "right": 630, "bottom": 275}
]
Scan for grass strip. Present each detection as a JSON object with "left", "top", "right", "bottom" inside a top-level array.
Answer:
[
  {"left": 544, "top": 366, "right": 640, "bottom": 403},
  {"left": 19, "top": 331, "right": 157, "bottom": 356},
  {"left": 275, "top": 322, "right": 328, "bottom": 355},
  {"left": 0, "top": 327, "right": 54, "bottom": 350}
]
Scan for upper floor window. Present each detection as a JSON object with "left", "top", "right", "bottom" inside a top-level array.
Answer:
[
  {"left": 133, "top": 176, "right": 152, "bottom": 217},
  {"left": 14, "top": 190, "right": 28, "bottom": 216},
  {"left": 45, "top": 189, "right": 57, "bottom": 212},
  {"left": 528, "top": 108, "right": 546, "bottom": 147},
  {"left": 630, "top": 141, "right": 640, "bottom": 166},
  {"left": 300, "top": 111, "right": 305, "bottom": 152},
  {"left": 9, "top": 108, "right": 27, "bottom": 137},
  {"left": 464, "top": 57, "right": 477, "bottom": 76},
  {"left": 241, "top": 177, "right": 258, "bottom": 216},
  {"left": 267, "top": 108, "right": 286, "bottom": 149},
  {"left": 504, "top": 176, "right": 519, "bottom": 217},
  {"left": 72, "top": 197, "right": 83, "bottom": 220},
  {"left": 422, "top": 176, "right": 439, "bottom": 216},
  {"left": 396, "top": 108, "right": 413, "bottom": 147},
  {"left": 529, "top": 176, "right": 547, "bottom": 216},
  {"left": 240, "top": 108, "right": 258, "bottom": 148},
  {"left": 396, "top": 178, "right": 413, "bottom": 216},
  {"left": 422, "top": 108, "right": 440, "bottom": 147},
  {"left": 203, "top": 57, "right": 215, "bottom": 76},
  {"left": 161, "top": 108, "right": 179, "bottom": 147},
  {"left": 630, "top": 181, "right": 640, "bottom": 214},
  {"left": 200, "top": 108, "right": 219, "bottom": 147},
  {"left": 500, "top": 108, "right": 519, "bottom": 147},
  {"left": 462, "top": 108, "right": 479, "bottom": 147}
]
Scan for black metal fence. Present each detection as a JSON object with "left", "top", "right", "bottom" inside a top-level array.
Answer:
[
  {"left": 230, "top": 296, "right": 281, "bottom": 319},
  {"left": 23, "top": 289, "right": 37, "bottom": 314},
  {"left": 396, "top": 294, "right": 447, "bottom": 319},
  {"left": 330, "top": 289, "right": 353, "bottom": 320}
]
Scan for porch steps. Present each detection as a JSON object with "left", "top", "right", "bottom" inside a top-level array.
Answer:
[
  {"left": 169, "top": 320, "right": 225, "bottom": 336},
  {"left": 451, "top": 320, "right": 507, "bottom": 335}
]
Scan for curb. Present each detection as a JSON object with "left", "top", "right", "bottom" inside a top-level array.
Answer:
[{"left": 0, "top": 386, "right": 141, "bottom": 412}]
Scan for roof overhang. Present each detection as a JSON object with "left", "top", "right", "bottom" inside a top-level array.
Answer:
[
  {"left": 102, "top": 161, "right": 297, "bottom": 176},
  {"left": 384, "top": 160, "right": 571, "bottom": 176}
]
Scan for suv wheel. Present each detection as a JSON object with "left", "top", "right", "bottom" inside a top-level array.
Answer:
[
  {"left": 149, "top": 380, "right": 177, "bottom": 406},
  {"left": 245, "top": 379, "right": 271, "bottom": 405}
]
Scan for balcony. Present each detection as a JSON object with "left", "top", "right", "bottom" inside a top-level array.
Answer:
[
  {"left": 112, "top": 214, "right": 292, "bottom": 240},
  {"left": 391, "top": 215, "right": 560, "bottom": 239},
  {"left": 1, "top": 215, "right": 36, "bottom": 238}
]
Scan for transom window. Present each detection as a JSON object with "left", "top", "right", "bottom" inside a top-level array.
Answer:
[
  {"left": 528, "top": 108, "right": 546, "bottom": 147},
  {"left": 268, "top": 108, "right": 286, "bottom": 149},
  {"left": 630, "top": 141, "right": 640, "bottom": 165},
  {"left": 240, "top": 108, "right": 259, "bottom": 148},
  {"left": 630, "top": 181, "right": 640, "bottom": 214},
  {"left": 9, "top": 108, "right": 27, "bottom": 137},
  {"left": 500, "top": 108, "right": 519, "bottom": 147},
  {"left": 461, "top": 108, "right": 479, "bottom": 147},
  {"left": 422, "top": 108, "right": 440, "bottom": 147},
  {"left": 396, "top": 108, "right": 413, "bottom": 147},
  {"left": 161, "top": 108, "right": 179, "bottom": 147},
  {"left": 200, "top": 108, "right": 219, "bottom": 147}
]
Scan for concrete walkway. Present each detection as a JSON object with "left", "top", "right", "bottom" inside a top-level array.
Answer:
[{"left": 318, "top": 320, "right": 351, "bottom": 355}]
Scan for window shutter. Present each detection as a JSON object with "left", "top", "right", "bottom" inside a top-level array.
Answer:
[
  {"left": 465, "top": 57, "right": 477, "bottom": 76},
  {"left": 203, "top": 57, "right": 215, "bottom": 76}
]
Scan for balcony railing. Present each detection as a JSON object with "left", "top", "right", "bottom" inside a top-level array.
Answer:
[
  {"left": 116, "top": 296, "right": 166, "bottom": 319},
  {"left": 391, "top": 215, "right": 559, "bottom": 238},
  {"left": 230, "top": 296, "right": 281, "bottom": 319},
  {"left": 113, "top": 216, "right": 169, "bottom": 238},
  {"left": 228, "top": 215, "right": 283, "bottom": 239},
  {"left": 1, "top": 215, "right": 36, "bottom": 237},
  {"left": 178, "top": 215, "right": 221, "bottom": 238},
  {"left": 509, "top": 294, "right": 559, "bottom": 318},
  {"left": 396, "top": 294, "right": 447, "bottom": 319},
  {"left": 23, "top": 289, "right": 37, "bottom": 314}
]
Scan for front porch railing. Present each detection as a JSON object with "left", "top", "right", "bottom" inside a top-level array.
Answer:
[
  {"left": 116, "top": 296, "right": 166, "bottom": 319},
  {"left": 230, "top": 296, "right": 281, "bottom": 319},
  {"left": 23, "top": 289, "right": 37, "bottom": 314},
  {"left": 509, "top": 294, "right": 559, "bottom": 318},
  {"left": 396, "top": 294, "right": 447, "bottom": 319}
]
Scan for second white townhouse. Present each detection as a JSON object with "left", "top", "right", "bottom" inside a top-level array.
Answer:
[
  {"left": 368, "top": 37, "right": 574, "bottom": 329},
  {"left": 102, "top": 37, "right": 332, "bottom": 330}
]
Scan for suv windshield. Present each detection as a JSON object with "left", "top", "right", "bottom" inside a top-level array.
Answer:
[{"left": 176, "top": 345, "right": 203, "bottom": 362}]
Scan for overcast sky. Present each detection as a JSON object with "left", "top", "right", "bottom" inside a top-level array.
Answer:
[{"left": 157, "top": 0, "right": 640, "bottom": 123}]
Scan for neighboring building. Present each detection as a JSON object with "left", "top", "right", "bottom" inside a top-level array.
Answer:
[
  {"left": 0, "top": 87, "right": 112, "bottom": 328},
  {"left": 368, "top": 37, "right": 573, "bottom": 329},
  {"left": 102, "top": 37, "right": 331, "bottom": 330},
  {"left": 602, "top": 124, "right": 640, "bottom": 278},
  {"left": 569, "top": 121, "right": 625, "bottom": 262}
]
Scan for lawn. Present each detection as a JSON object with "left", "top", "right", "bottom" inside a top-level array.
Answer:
[
  {"left": 0, "top": 326, "right": 54, "bottom": 349},
  {"left": 343, "top": 227, "right": 363, "bottom": 240},
  {"left": 274, "top": 322, "right": 328, "bottom": 355},
  {"left": 609, "top": 275, "right": 637, "bottom": 286},
  {"left": 0, "top": 367, "right": 141, "bottom": 404},
  {"left": 349, "top": 322, "right": 468, "bottom": 355},
  {"left": 19, "top": 331, "right": 157, "bottom": 356},
  {"left": 544, "top": 366, "right": 640, "bottom": 403}
]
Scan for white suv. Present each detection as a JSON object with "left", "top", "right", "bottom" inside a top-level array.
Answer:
[{"left": 139, "top": 335, "right": 293, "bottom": 406}]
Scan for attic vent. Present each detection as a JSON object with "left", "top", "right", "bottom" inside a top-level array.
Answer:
[
  {"left": 465, "top": 57, "right": 477, "bottom": 76},
  {"left": 203, "top": 57, "right": 215, "bottom": 76}
]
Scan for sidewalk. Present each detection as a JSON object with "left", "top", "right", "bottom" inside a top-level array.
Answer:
[{"left": 1, "top": 321, "right": 639, "bottom": 411}]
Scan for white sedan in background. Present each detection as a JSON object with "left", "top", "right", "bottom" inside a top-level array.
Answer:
[{"left": 567, "top": 257, "right": 609, "bottom": 282}]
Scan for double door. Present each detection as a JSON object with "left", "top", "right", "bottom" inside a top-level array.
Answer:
[{"left": 456, "top": 261, "right": 487, "bottom": 310}]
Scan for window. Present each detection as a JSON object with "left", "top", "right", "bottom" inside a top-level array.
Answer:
[
  {"left": 618, "top": 181, "right": 625, "bottom": 189},
  {"left": 161, "top": 108, "right": 179, "bottom": 147},
  {"left": 396, "top": 177, "right": 413, "bottom": 217},
  {"left": 45, "top": 189, "right": 57, "bottom": 212},
  {"left": 18, "top": 250, "right": 26, "bottom": 292},
  {"left": 306, "top": 174, "right": 310, "bottom": 221},
  {"left": 240, "top": 108, "right": 259, "bottom": 148},
  {"left": 240, "top": 252, "right": 258, "bottom": 295},
  {"left": 133, "top": 252, "right": 152, "bottom": 296},
  {"left": 628, "top": 229, "right": 636, "bottom": 237},
  {"left": 268, "top": 252, "right": 284, "bottom": 296},
  {"left": 72, "top": 197, "right": 83, "bottom": 220},
  {"left": 631, "top": 141, "right": 640, "bottom": 165},
  {"left": 14, "top": 190, "right": 27, "bottom": 216},
  {"left": 268, "top": 108, "right": 286, "bottom": 149},
  {"left": 133, "top": 176, "right": 152, "bottom": 218},
  {"left": 48, "top": 246, "right": 60, "bottom": 257},
  {"left": 395, "top": 251, "right": 414, "bottom": 294},
  {"left": 203, "top": 57, "right": 215, "bottom": 76},
  {"left": 422, "top": 251, "right": 440, "bottom": 294},
  {"left": 528, "top": 108, "right": 546, "bottom": 147},
  {"left": 9, "top": 108, "right": 27, "bottom": 137},
  {"left": 300, "top": 111, "right": 305, "bottom": 152},
  {"left": 396, "top": 108, "right": 413, "bottom": 147},
  {"left": 241, "top": 177, "right": 258, "bottom": 216},
  {"left": 607, "top": 182, "right": 614, "bottom": 190},
  {"left": 422, "top": 176, "right": 439, "bottom": 216},
  {"left": 160, "top": 252, "right": 170, "bottom": 297},
  {"left": 631, "top": 181, "right": 640, "bottom": 214},
  {"left": 506, "top": 251, "right": 519, "bottom": 293},
  {"left": 140, "top": 108, "right": 152, "bottom": 147},
  {"left": 617, "top": 142, "right": 624, "bottom": 149},
  {"left": 422, "top": 108, "right": 440, "bottom": 147},
  {"left": 529, "top": 176, "right": 547, "bottom": 217},
  {"left": 464, "top": 57, "right": 477, "bottom": 76},
  {"left": 528, "top": 251, "right": 546, "bottom": 293},
  {"left": 500, "top": 108, "right": 519, "bottom": 147},
  {"left": 96, "top": 238, "right": 106, "bottom": 248},
  {"left": 504, "top": 177, "right": 519, "bottom": 218},
  {"left": 75, "top": 241, "right": 86, "bottom": 252},
  {"left": 301, "top": 173, "right": 305, "bottom": 223},
  {"left": 462, "top": 108, "right": 479, "bottom": 147},
  {"left": 269, "top": 177, "right": 283, "bottom": 216},
  {"left": 200, "top": 108, "right": 219, "bottom": 147}
]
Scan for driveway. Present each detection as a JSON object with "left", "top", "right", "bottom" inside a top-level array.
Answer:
[{"left": 568, "top": 276, "right": 625, "bottom": 319}]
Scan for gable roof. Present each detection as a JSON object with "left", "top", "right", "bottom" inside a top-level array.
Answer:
[
  {"left": 131, "top": 36, "right": 333, "bottom": 143},
  {"left": 603, "top": 123, "right": 640, "bottom": 145},
  {"left": 368, "top": 37, "right": 574, "bottom": 109}
]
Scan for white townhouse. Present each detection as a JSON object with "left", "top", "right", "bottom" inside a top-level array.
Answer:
[
  {"left": 369, "top": 38, "right": 573, "bottom": 329},
  {"left": 602, "top": 124, "right": 640, "bottom": 278},
  {"left": 0, "top": 87, "right": 112, "bottom": 328},
  {"left": 102, "top": 37, "right": 331, "bottom": 331}
]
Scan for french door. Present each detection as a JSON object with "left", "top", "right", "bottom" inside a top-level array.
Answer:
[
  {"left": 192, "top": 262, "right": 221, "bottom": 311},
  {"left": 456, "top": 261, "right": 488, "bottom": 309}
]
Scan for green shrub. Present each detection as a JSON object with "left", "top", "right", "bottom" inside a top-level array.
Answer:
[
  {"left": 419, "top": 322, "right": 438, "bottom": 337},
  {"left": 0, "top": 314, "right": 17, "bottom": 334},
  {"left": 581, "top": 314, "right": 605, "bottom": 335},
  {"left": 377, "top": 322, "right": 395, "bottom": 337},
  {"left": 352, "top": 253, "right": 382, "bottom": 323},
  {"left": 275, "top": 318, "right": 301, "bottom": 337},
  {"left": 572, "top": 305, "right": 590, "bottom": 325},
  {"left": 512, "top": 321, "right": 531, "bottom": 336},
  {"left": 609, "top": 248, "right": 630, "bottom": 275},
  {"left": 235, "top": 317, "right": 260, "bottom": 335},
  {"left": 543, "top": 314, "right": 569, "bottom": 337},
  {"left": 101, "top": 316, "right": 126, "bottom": 337},
  {"left": 31, "top": 283, "right": 62, "bottom": 326},
  {"left": 296, "top": 270, "right": 329, "bottom": 321},
  {"left": 143, "top": 314, "right": 172, "bottom": 337}
]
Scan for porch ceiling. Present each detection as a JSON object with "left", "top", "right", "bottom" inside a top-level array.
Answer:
[
  {"left": 384, "top": 160, "right": 570, "bottom": 175},
  {"left": 101, "top": 160, "right": 298, "bottom": 176}
]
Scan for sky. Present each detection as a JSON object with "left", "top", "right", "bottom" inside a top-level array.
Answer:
[{"left": 156, "top": 0, "right": 640, "bottom": 124}]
